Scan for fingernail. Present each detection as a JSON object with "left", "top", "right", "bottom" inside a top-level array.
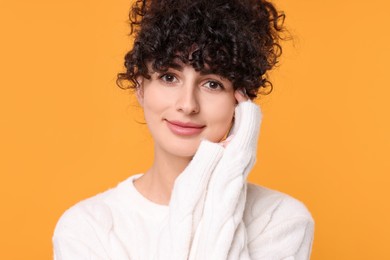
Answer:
[
  {"left": 239, "top": 88, "right": 247, "bottom": 97},
  {"left": 219, "top": 135, "right": 235, "bottom": 148}
]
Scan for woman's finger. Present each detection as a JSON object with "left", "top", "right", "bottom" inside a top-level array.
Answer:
[{"left": 234, "top": 88, "right": 249, "bottom": 103}]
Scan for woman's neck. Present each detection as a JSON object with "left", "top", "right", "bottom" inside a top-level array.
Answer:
[{"left": 133, "top": 145, "right": 192, "bottom": 205}]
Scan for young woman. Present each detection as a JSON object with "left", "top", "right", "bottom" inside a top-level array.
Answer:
[{"left": 53, "top": 0, "right": 314, "bottom": 259}]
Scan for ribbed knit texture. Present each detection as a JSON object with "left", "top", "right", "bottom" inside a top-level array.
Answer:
[
  {"left": 197, "top": 101, "right": 261, "bottom": 260},
  {"left": 156, "top": 141, "right": 224, "bottom": 259}
]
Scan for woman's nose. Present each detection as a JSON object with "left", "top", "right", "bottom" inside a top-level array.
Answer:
[{"left": 175, "top": 85, "right": 200, "bottom": 115}]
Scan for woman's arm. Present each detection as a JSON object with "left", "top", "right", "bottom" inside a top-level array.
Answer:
[
  {"left": 190, "top": 99, "right": 262, "bottom": 260},
  {"left": 155, "top": 141, "right": 224, "bottom": 260}
]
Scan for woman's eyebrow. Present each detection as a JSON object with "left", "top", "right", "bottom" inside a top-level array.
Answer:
[
  {"left": 166, "top": 63, "right": 226, "bottom": 81},
  {"left": 169, "top": 62, "right": 184, "bottom": 71},
  {"left": 199, "top": 71, "right": 226, "bottom": 80}
]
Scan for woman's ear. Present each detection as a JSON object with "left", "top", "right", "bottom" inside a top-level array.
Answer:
[{"left": 135, "top": 77, "right": 144, "bottom": 107}]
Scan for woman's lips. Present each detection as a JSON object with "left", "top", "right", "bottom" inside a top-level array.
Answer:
[{"left": 165, "top": 120, "right": 205, "bottom": 136}]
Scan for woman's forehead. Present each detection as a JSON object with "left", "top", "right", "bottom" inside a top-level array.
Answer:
[
  {"left": 148, "top": 57, "right": 205, "bottom": 71},
  {"left": 150, "top": 59, "right": 226, "bottom": 78}
]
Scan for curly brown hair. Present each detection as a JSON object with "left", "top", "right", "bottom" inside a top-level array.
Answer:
[{"left": 117, "top": 0, "right": 286, "bottom": 98}]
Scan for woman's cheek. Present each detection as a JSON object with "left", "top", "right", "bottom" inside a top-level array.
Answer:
[{"left": 207, "top": 109, "right": 235, "bottom": 142}]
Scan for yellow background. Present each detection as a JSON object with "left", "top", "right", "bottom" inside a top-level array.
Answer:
[{"left": 1, "top": 0, "right": 389, "bottom": 259}]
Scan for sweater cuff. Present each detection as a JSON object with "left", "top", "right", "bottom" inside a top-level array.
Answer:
[
  {"left": 171, "top": 140, "right": 224, "bottom": 208},
  {"left": 228, "top": 101, "right": 262, "bottom": 152},
  {"left": 189, "top": 139, "right": 225, "bottom": 174}
]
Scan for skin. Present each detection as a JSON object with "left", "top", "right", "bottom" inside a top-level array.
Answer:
[{"left": 134, "top": 62, "right": 248, "bottom": 205}]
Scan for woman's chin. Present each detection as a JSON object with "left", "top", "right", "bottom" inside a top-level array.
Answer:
[
  {"left": 164, "top": 141, "right": 201, "bottom": 159},
  {"left": 170, "top": 147, "right": 198, "bottom": 159}
]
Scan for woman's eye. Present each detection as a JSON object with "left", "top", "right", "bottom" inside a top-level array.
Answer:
[
  {"left": 203, "top": 81, "right": 224, "bottom": 91},
  {"left": 159, "top": 74, "right": 178, "bottom": 83}
]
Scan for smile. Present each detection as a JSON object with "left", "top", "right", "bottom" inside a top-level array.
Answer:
[{"left": 165, "top": 120, "right": 205, "bottom": 136}]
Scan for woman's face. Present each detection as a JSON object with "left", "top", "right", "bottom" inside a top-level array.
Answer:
[{"left": 137, "top": 62, "right": 237, "bottom": 158}]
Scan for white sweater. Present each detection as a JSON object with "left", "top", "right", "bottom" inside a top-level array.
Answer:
[
  {"left": 53, "top": 102, "right": 314, "bottom": 259},
  {"left": 53, "top": 174, "right": 313, "bottom": 259}
]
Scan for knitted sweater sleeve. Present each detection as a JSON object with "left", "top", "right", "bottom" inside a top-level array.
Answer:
[
  {"left": 190, "top": 101, "right": 261, "bottom": 260},
  {"left": 155, "top": 141, "right": 224, "bottom": 260},
  {"left": 155, "top": 101, "right": 257, "bottom": 260}
]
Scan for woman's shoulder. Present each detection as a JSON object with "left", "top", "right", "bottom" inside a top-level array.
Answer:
[
  {"left": 54, "top": 174, "right": 140, "bottom": 237},
  {"left": 244, "top": 182, "right": 314, "bottom": 232},
  {"left": 52, "top": 175, "right": 143, "bottom": 259},
  {"left": 52, "top": 188, "right": 116, "bottom": 259},
  {"left": 244, "top": 183, "right": 314, "bottom": 258},
  {"left": 245, "top": 182, "right": 313, "bottom": 219},
  {"left": 54, "top": 186, "right": 116, "bottom": 238}
]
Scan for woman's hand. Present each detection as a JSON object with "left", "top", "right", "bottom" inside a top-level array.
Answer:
[
  {"left": 235, "top": 88, "right": 250, "bottom": 102},
  {"left": 219, "top": 89, "right": 249, "bottom": 148}
]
